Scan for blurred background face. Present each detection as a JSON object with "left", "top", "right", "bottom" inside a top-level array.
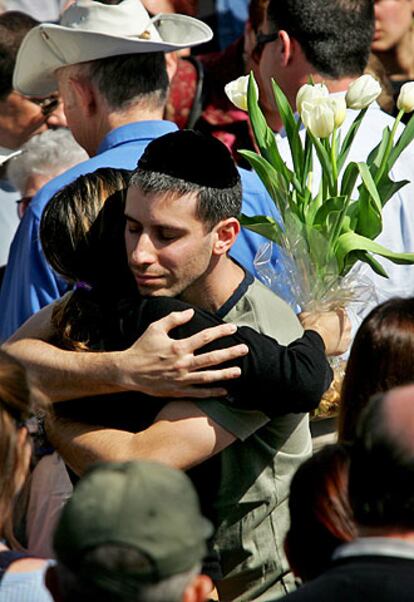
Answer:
[
  {"left": 0, "top": 91, "right": 66, "bottom": 150},
  {"left": 372, "top": 0, "right": 414, "bottom": 52}
]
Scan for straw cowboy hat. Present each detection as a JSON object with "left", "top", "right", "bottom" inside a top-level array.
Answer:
[{"left": 13, "top": 0, "right": 213, "bottom": 97}]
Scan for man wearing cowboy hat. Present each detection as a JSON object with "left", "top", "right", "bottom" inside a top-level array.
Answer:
[
  {"left": 0, "top": 0, "right": 281, "bottom": 343},
  {"left": 0, "top": 11, "right": 67, "bottom": 279}
]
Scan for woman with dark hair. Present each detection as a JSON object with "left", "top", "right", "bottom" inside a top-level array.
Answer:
[
  {"left": 285, "top": 444, "right": 357, "bottom": 583},
  {"left": 338, "top": 297, "right": 414, "bottom": 443},
  {"left": 0, "top": 349, "right": 52, "bottom": 600}
]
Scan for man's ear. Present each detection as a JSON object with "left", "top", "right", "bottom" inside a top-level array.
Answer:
[
  {"left": 212, "top": 218, "right": 240, "bottom": 256},
  {"left": 165, "top": 51, "right": 178, "bottom": 82},
  {"left": 69, "top": 75, "right": 97, "bottom": 117},
  {"left": 45, "top": 566, "right": 63, "bottom": 602},
  {"left": 182, "top": 574, "right": 213, "bottom": 602},
  {"left": 278, "top": 30, "right": 294, "bottom": 68}
]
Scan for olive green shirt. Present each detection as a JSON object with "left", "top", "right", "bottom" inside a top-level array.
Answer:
[{"left": 196, "top": 276, "right": 311, "bottom": 602}]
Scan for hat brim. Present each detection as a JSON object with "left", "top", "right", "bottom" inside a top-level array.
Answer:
[
  {"left": 0, "top": 150, "right": 22, "bottom": 166},
  {"left": 13, "top": 14, "right": 212, "bottom": 96}
]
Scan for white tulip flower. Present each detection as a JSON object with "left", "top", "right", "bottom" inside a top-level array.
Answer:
[
  {"left": 296, "top": 83, "right": 329, "bottom": 115},
  {"left": 329, "top": 96, "right": 347, "bottom": 128},
  {"left": 224, "top": 75, "right": 258, "bottom": 111},
  {"left": 301, "top": 98, "right": 335, "bottom": 138},
  {"left": 345, "top": 74, "right": 382, "bottom": 110},
  {"left": 397, "top": 82, "right": 414, "bottom": 113}
]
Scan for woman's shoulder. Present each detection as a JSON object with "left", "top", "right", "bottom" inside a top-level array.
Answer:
[{"left": 0, "top": 558, "right": 54, "bottom": 602}]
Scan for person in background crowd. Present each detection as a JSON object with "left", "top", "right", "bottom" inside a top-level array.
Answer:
[
  {"left": 0, "top": 129, "right": 87, "bottom": 556},
  {"left": 46, "top": 461, "right": 214, "bottom": 602},
  {"left": 260, "top": 0, "right": 414, "bottom": 332},
  {"left": 0, "top": 11, "right": 66, "bottom": 276},
  {"left": 282, "top": 385, "right": 414, "bottom": 601},
  {"left": 143, "top": 0, "right": 197, "bottom": 16},
  {"left": 371, "top": 0, "right": 414, "bottom": 118},
  {"left": 0, "top": 0, "right": 282, "bottom": 345},
  {"left": 166, "top": 0, "right": 271, "bottom": 167},
  {"left": 0, "top": 349, "right": 52, "bottom": 601},
  {"left": 338, "top": 296, "right": 414, "bottom": 443},
  {"left": 7, "top": 128, "right": 88, "bottom": 220},
  {"left": 284, "top": 444, "right": 356, "bottom": 583}
]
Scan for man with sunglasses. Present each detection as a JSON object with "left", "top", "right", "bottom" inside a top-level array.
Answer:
[
  {"left": 258, "top": 0, "right": 414, "bottom": 327},
  {"left": 0, "top": 11, "right": 66, "bottom": 282}
]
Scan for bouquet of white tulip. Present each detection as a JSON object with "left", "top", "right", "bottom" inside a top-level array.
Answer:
[{"left": 225, "top": 74, "right": 414, "bottom": 309}]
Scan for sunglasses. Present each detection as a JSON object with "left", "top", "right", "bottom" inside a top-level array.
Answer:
[
  {"left": 252, "top": 31, "right": 279, "bottom": 61},
  {"left": 27, "top": 95, "right": 60, "bottom": 117}
]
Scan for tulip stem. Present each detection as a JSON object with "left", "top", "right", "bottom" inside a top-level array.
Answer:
[
  {"left": 330, "top": 128, "right": 338, "bottom": 196},
  {"left": 375, "top": 109, "right": 404, "bottom": 185}
]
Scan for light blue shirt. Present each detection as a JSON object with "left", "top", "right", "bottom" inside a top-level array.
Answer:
[
  {"left": 0, "top": 179, "right": 19, "bottom": 268},
  {"left": 0, "top": 560, "right": 54, "bottom": 602},
  {"left": 0, "top": 120, "right": 283, "bottom": 341}
]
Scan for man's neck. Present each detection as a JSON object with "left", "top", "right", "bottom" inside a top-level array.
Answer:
[
  {"left": 180, "top": 257, "right": 246, "bottom": 313},
  {"left": 358, "top": 526, "right": 414, "bottom": 544},
  {"left": 87, "top": 105, "right": 166, "bottom": 156}
]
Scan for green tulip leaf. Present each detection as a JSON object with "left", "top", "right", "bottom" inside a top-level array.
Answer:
[
  {"left": 337, "top": 107, "right": 368, "bottom": 172},
  {"left": 306, "top": 131, "right": 334, "bottom": 192},
  {"left": 355, "top": 162, "right": 383, "bottom": 239},
  {"left": 247, "top": 74, "right": 288, "bottom": 174},
  {"left": 340, "top": 161, "right": 359, "bottom": 197},
  {"left": 335, "top": 231, "right": 414, "bottom": 275},
  {"left": 376, "top": 174, "right": 409, "bottom": 208},
  {"left": 313, "top": 196, "right": 347, "bottom": 229},
  {"left": 388, "top": 111, "right": 414, "bottom": 168},
  {"left": 366, "top": 127, "right": 391, "bottom": 171},
  {"left": 238, "top": 150, "right": 289, "bottom": 217},
  {"left": 343, "top": 249, "right": 389, "bottom": 277},
  {"left": 239, "top": 213, "right": 285, "bottom": 246},
  {"left": 271, "top": 78, "right": 304, "bottom": 174}
]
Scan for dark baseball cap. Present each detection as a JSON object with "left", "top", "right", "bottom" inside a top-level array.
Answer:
[{"left": 53, "top": 460, "right": 213, "bottom": 593}]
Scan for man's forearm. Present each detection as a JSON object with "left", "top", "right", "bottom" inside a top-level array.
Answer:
[
  {"left": 3, "top": 338, "right": 126, "bottom": 404},
  {"left": 4, "top": 307, "right": 246, "bottom": 404},
  {"left": 48, "top": 401, "right": 235, "bottom": 476}
]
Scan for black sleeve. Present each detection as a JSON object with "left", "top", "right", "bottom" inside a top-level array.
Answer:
[{"left": 117, "top": 296, "right": 333, "bottom": 417}]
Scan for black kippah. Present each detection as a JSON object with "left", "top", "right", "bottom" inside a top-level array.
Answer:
[{"left": 137, "top": 130, "right": 240, "bottom": 189}]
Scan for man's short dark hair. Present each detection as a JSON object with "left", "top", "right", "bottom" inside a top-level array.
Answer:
[
  {"left": 0, "top": 11, "right": 39, "bottom": 99},
  {"left": 267, "top": 0, "right": 374, "bottom": 78},
  {"left": 349, "top": 392, "right": 414, "bottom": 530},
  {"left": 130, "top": 130, "right": 242, "bottom": 228},
  {"left": 78, "top": 52, "right": 169, "bottom": 112}
]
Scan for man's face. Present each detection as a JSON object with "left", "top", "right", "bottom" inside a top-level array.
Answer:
[
  {"left": 372, "top": 0, "right": 414, "bottom": 52},
  {"left": 259, "top": 17, "right": 282, "bottom": 111},
  {"left": 0, "top": 90, "right": 62, "bottom": 149},
  {"left": 124, "top": 186, "right": 216, "bottom": 299}
]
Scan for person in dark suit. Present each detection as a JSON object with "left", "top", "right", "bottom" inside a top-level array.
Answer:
[{"left": 281, "top": 384, "right": 414, "bottom": 601}]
